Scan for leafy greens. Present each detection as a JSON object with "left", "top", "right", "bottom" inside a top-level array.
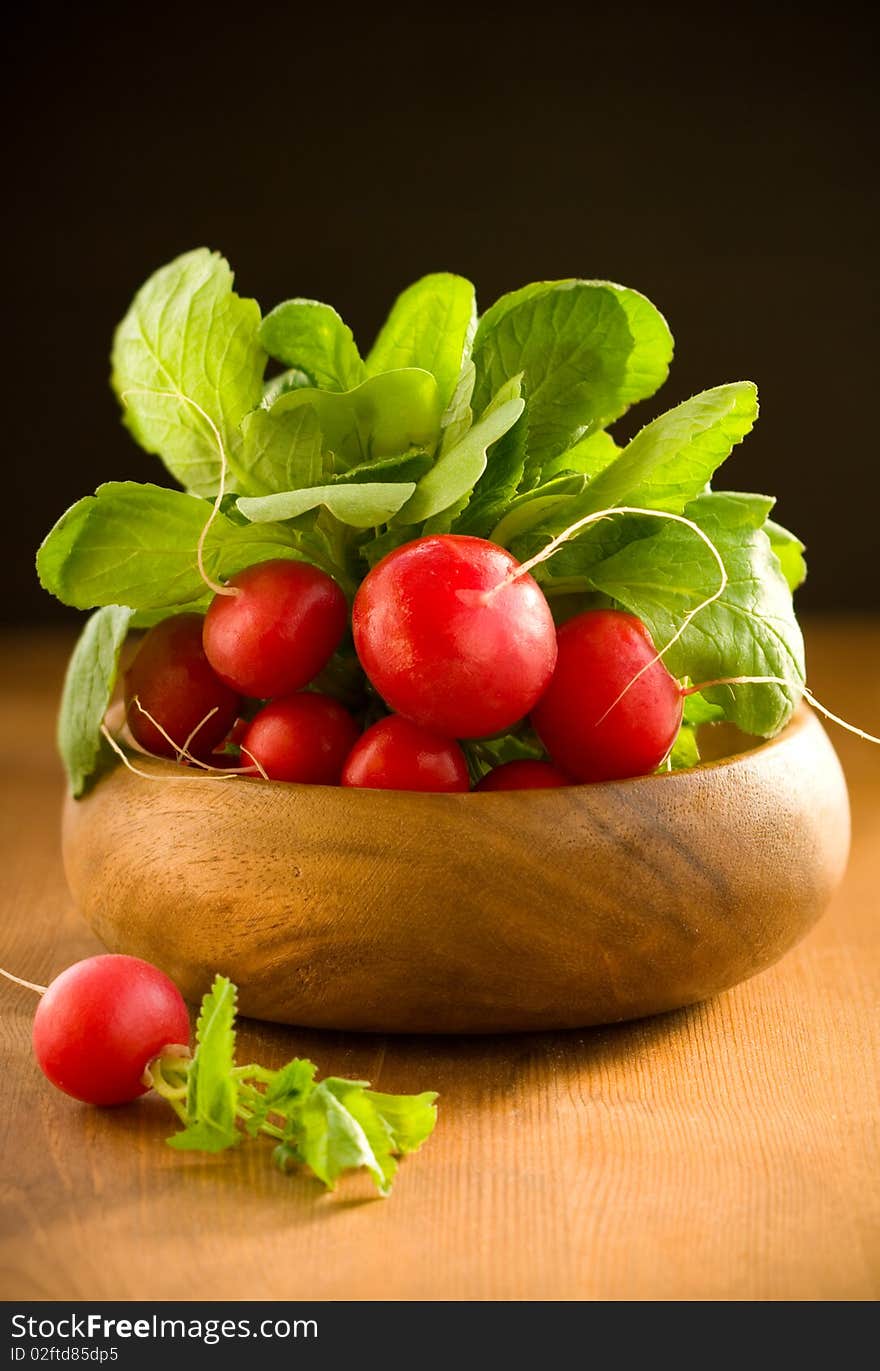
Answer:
[
  {"left": 157, "top": 976, "right": 437, "bottom": 1196},
  {"left": 38, "top": 248, "right": 807, "bottom": 795}
]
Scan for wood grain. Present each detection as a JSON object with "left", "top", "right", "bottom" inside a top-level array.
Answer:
[
  {"left": 1, "top": 620, "right": 878, "bottom": 1300},
  {"left": 61, "top": 709, "right": 850, "bottom": 1033}
]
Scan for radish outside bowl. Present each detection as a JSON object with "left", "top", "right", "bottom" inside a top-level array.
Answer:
[{"left": 61, "top": 706, "right": 850, "bottom": 1034}]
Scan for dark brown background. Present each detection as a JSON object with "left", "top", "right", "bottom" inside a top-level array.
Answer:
[{"left": 4, "top": 2, "right": 877, "bottom": 624}]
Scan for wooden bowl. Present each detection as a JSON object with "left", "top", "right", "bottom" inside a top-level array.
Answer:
[{"left": 62, "top": 706, "right": 850, "bottom": 1034}]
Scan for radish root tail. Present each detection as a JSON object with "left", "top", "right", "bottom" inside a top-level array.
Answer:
[
  {"left": 504, "top": 506, "right": 729, "bottom": 726},
  {"left": 126, "top": 698, "right": 259, "bottom": 774},
  {"left": 683, "top": 676, "right": 880, "bottom": 746},
  {"left": 507, "top": 506, "right": 878, "bottom": 748},
  {"left": 119, "top": 387, "right": 239, "bottom": 599},
  {"left": 239, "top": 744, "right": 269, "bottom": 781},
  {"left": 101, "top": 724, "right": 243, "bottom": 784},
  {"left": 0, "top": 966, "right": 48, "bottom": 995}
]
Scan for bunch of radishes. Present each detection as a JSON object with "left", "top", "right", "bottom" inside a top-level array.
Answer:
[{"left": 124, "top": 531, "right": 686, "bottom": 790}]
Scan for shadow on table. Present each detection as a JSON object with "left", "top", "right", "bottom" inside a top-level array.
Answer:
[
  {"left": 2, "top": 998, "right": 710, "bottom": 1238},
  {"left": 236, "top": 995, "right": 709, "bottom": 1109}
]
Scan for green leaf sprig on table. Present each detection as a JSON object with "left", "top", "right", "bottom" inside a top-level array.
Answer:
[
  {"left": 153, "top": 976, "right": 437, "bottom": 1196},
  {"left": 37, "top": 248, "right": 807, "bottom": 795}
]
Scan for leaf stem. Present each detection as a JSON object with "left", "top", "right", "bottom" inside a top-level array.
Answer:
[
  {"left": 146, "top": 1052, "right": 191, "bottom": 1122},
  {"left": 234, "top": 1091, "right": 286, "bottom": 1141},
  {"left": 231, "top": 1064, "right": 277, "bottom": 1082}
]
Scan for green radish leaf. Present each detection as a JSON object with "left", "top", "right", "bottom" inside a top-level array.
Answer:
[
  {"left": 489, "top": 472, "right": 588, "bottom": 546},
  {"left": 421, "top": 498, "right": 470, "bottom": 535},
  {"left": 288, "top": 1078, "right": 438, "bottom": 1196},
  {"left": 578, "top": 382, "right": 759, "bottom": 516},
  {"left": 244, "top": 1058, "right": 318, "bottom": 1138},
  {"left": 111, "top": 249, "right": 266, "bottom": 497},
  {"left": 238, "top": 482, "right": 416, "bottom": 528},
  {"left": 261, "top": 367, "right": 312, "bottom": 407},
  {"left": 37, "top": 482, "right": 308, "bottom": 610},
  {"left": 57, "top": 605, "right": 133, "bottom": 798},
  {"left": 157, "top": 997, "right": 438, "bottom": 1192},
  {"left": 682, "top": 689, "right": 725, "bottom": 725},
  {"left": 360, "top": 525, "right": 416, "bottom": 569},
  {"left": 264, "top": 1059, "right": 317, "bottom": 1109},
  {"left": 586, "top": 490, "right": 805, "bottom": 736},
  {"left": 168, "top": 976, "right": 239, "bottom": 1154},
  {"left": 331, "top": 450, "right": 433, "bottom": 485},
  {"left": 410, "top": 360, "right": 478, "bottom": 534},
  {"left": 260, "top": 299, "right": 366, "bottom": 392},
  {"left": 129, "top": 598, "right": 212, "bottom": 627},
  {"left": 271, "top": 369, "right": 442, "bottom": 471},
  {"left": 540, "top": 429, "right": 621, "bottom": 481},
  {"left": 322, "top": 1081, "right": 400, "bottom": 1196},
  {"left": 509, "top": 383, "right": 761, "bottom": 574},
  {"left": 441, "top": 372, "right": 523, "bottom": 537},
  {"left": 145, "top": 966, "right": 441, "bottom": 1191},
  {"left": 668, "top": 723, "right": 701, "bottom": 770},
  {"left": 286, "top": 1078, "right": 390, "bottom": 1192},
  {"left": 673, "top": 681, "right": 735, "bottom": 765},
  {"left": 239, "top": 403, "right": 326, "bottom": 496},
  {"left": 472, "top": 279, "right": 673, "bottom": 473},
  {"left": 473, "top": 279, "right": 557, "bottom": 337},
  {"left": 766, "top": 518, "right": 807, "bottom": 591},
  {"left": 464, "top": 727, "right": 545, "bottom": 781},
  {"left": 449, "top": 410, "right": 528, "bottom": 537},
  {"left": 439, "top": 360, "right": 477, "bottom": 455},
  {"left": 366, "top": 274, "right": 477, "bottom": 412},
  {"left": 397, "top": 382, "right": 524, "bottom": 524},
  {"left": 510, "top": 506, "right": 658, "bottom": 596},
  {"left": 362, "top": 1089, "right": 439, "bottom": 1156}
]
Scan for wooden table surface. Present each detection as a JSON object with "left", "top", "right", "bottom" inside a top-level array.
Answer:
[{"left": 1, "top": 621, "right": 878, "bottom": 1302}]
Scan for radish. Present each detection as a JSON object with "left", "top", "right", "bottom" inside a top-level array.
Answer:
[
  {"left": 2, "top": 957, "right": 437, "bottom": 1195},
  {"left": 352, "top": 535, "right": 557, "bottom": 739},
  {"left": 24, "top": 955, "right": 190, "bottom": 1106},
  {"left": 240, "top": 693, "right": 359, "bottom": 784},
  {"left": 203, "top": 559, "right": 347, "bottom": 698},
  {"left": 124, "top": 614, "right": 241, "bottom": 760},
  {"left": 475, "top": 760, "right": 571, "bottom": 791},
  {"left": 531, "top": 609, "right": 683, "bottom": 782},
  {"left": 342, "top": 716, "right": 470, "bottom": 792}
]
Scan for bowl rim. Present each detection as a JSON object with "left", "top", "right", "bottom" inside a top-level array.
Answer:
[{"left": 100, "top": 704, "right": 816, "bottom": 800}]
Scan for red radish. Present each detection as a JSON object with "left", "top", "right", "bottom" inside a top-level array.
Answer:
[
  {"left": 475, "top": 760, "right": 571, "bottom": 791},
  {"left": 240, "top": 693, "right": 359, "bottom": 784},
  {"left": 352, "top": 535, "right": 557, "bottom": 738},
  {"left": 124, "top": 614, "right": 240, "bottom": 759},
  {"left": 532, "top": 609, "right": 683, "bottom": 782},
  {"left": 31, "top": 955, "right": 190, "bottom": 1106},
  {"left": 203, "top": 559, "right": 347, "bottom": 698},
  {"left": 342, "top": 716, "right": 470, "bottom": 792}
]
